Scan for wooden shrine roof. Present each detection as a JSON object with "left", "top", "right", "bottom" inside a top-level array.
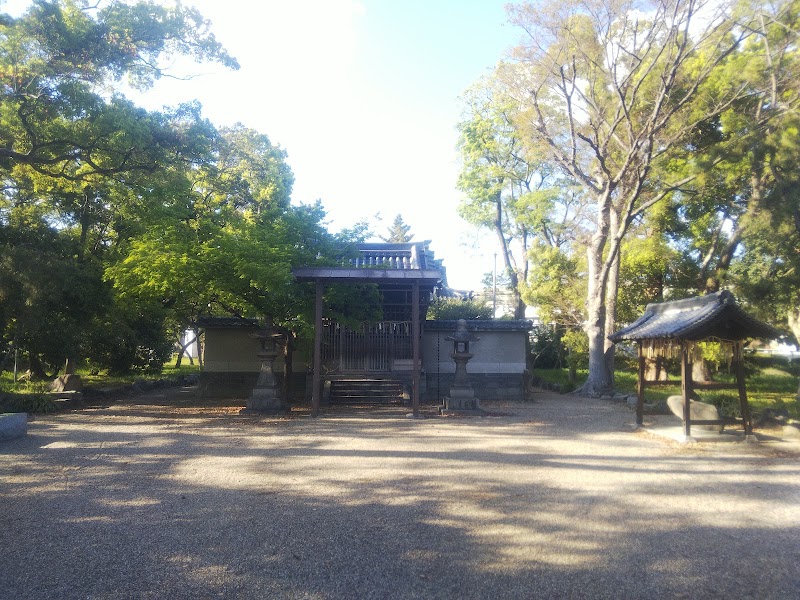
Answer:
[
  {"left": 293, "top": 241, "right": 443, "bottom": 288},
  {"left": 609, "top": 291, "right": 780, "bottom": 343}
]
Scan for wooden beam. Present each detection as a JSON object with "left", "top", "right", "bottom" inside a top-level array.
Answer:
[
  {"left": 412, "top": 279, "right": 420, "bottom": 417},
  {"left": 636, "top": 342, "right": 644, "bottom": 426},
  {"left": 681, "top": 341, "right": 692, "bottom": 439},
  {"left": 312, "top": 279, "right": 324, "bottom": 417},
  {"left": 641, "top": 380, "right": 679, "bottom": 387},
  {"left": 735, "top": 341, "right": 753, "bottom": 436},
  {"left": 692, "top": 382, "right": 739, "bottom": 391}
]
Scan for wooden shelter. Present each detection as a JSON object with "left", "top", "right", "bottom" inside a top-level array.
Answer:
[
  {"left": 609, "top": 291, "right": 780, "bottom": 439},
  {"left": 293, "top": 242, "right": 443, "bottom": 417}
]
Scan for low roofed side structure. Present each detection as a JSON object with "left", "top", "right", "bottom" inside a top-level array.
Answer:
[{"left": 609, "top": 291, "right": 780, "bottom": 440}]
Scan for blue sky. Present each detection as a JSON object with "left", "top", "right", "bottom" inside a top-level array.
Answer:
[{"left": 3, "top": 0, "right": 521, "bottom": 290}]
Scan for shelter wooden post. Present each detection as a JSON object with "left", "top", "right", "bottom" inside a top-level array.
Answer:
[
  {"left": 411, "top": 279, "right": 420, "bottom": 417},
  {"left": 681, "top": 341, "right": 693, "bottom": 439},
  {"left": 636, "top": 343, "right": 645, "bottom": 426},
  {"left": 734, "top": 341, "right": 753, "bottom": 436},
  {"left": 609, "top": 291, "right": 778, "bottom": 442},
  {"left": 311, "top": 279, "right": 324, "bottom": 417}
]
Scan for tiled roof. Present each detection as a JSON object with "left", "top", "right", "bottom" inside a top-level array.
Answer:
[
  {"left": 293, "top": 241, "right": 445, "bottom": 287},
  {"left": 425, "top": 319, "right": 534, "bottom": 332},
  {"left": 346, "top": 242, "right": 436, "bottom": 271},
  {"left": 197, "top": 316, "right": 259, "bottom": 328},
  {"left": 609, "top": 291, "right": 779, "bottom": 342}
]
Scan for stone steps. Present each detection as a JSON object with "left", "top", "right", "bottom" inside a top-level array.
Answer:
[{"left": 329, "top": 379, "right": 405, "bottom": 405}]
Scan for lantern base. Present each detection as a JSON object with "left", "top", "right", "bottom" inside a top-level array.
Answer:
[
  {"left": 440, "top": 387, "right": 485, "bottom": 415},
  {"left": 240, "top": 385, "right": 287, "bottom": 415}
]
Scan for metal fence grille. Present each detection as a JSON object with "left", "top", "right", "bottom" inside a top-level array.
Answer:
[{"left": 322, "top": 321, "right": 412, "bottom": 373}]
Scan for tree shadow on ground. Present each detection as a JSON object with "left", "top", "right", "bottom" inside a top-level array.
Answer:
[{"left": 2, "top": 395, "right": 799, "bottom": 599}]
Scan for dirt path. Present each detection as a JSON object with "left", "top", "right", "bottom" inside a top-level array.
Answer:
[{"left": 2, "top": 390, "right": 798, "bottom": 599}]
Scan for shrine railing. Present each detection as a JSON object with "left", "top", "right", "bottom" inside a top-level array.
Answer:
[{"left": 322, "top": 321, "right": 412, "bottom": 373}]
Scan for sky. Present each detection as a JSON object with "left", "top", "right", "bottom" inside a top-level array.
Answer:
[{"left": 4, "top": 0, "right": 521, "bottom": 290}]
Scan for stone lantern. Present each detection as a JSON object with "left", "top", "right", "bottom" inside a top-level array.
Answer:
[
  {"left": 441, "top": 319, "right": 484, "bottom": 415},
  {"left": 241, "top": 320, "right": 287, "bottom": 414}
]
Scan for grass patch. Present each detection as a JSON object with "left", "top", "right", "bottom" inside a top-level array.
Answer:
[
  {"left": 76, "top": 362, "right": 200, "bottom": 389},
  {"left": 534, "top": 363, "right": 800, "bottom": 419},
  {"left": 1, "top": 357, "right": 200, "bottom": 395}
]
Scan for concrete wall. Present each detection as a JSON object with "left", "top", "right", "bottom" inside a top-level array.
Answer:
[
  {"left": 422, "top": 329, "right": 527, "bottom": 374},
  {"left": 200, "top": 321, "right": 531, "bottom": 402},
  {"left": 422, "top": 327, "right": 529, "bottom": 402},
  {"left": 200, "top": 327, "right": 308, "bottom": 399},
  {"left": 202, "top": 327, "right": 262, "bottom": 372}
]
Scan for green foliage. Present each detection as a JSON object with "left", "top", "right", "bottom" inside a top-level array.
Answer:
[
  {"left": 696, "top": 342, "right": 731, "bottom": 373},
  {"left": 324, "top": 284, "right": 383, "bottom": 328},
  {"left": 523, "top": 243, "right": 586, "bottom": 326},
  {"left": 0, "top": 0, "right": 237, "bottom": 178},
  {"left": 529, "top": 325, "right": 564, "bottom": 369},
  {"left": 561, "top": 329, "right": 589, "bottom": 371},
  {"left": 86, "top": 300, "right": 173, "bottom": 374},
  {"left": 0, "top": 393, "right": 58, "bottom": 414},
  {"left": 426, "top": 298, "right": 493, "bottom": 320},
  {"left": 456, "top": 79, "right": 588, "bottom": 318},
  {"left": 379, "top": 214, "right": 414, "bottom": 243},
  {"left": 617, "top": 235, "right": 678, "bottom": 324},
  {"left": 534, "top": 365, "right": 800, "bottom": 420},
  {"left": 0, "top": 1, "right": 336, "bottom": 375}
]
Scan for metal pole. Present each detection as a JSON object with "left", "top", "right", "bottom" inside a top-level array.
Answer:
[{"left": 492, "top": 253, "right": 497, "bottom": 319}]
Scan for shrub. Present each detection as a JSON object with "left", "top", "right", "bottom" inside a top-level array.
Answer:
[
  {"left": 530, "top": 325, "right": 564, "bottom": 369},
  {"left": 1, "top": 393, "right": 57, "bottom": 414},
  {"left": 427, "top": 298, "right": 493, "bottom": 320}
]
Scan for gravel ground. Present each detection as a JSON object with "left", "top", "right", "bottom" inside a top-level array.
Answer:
[{"left": 1, "top": 387, "right": 799, "bottom": 600}]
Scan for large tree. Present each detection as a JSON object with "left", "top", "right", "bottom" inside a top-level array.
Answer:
[
  {"left": 502, "top": 0, "right": 755, "bottom": 395},
  {"left": 0, "top": 0, "right": 237, "bottom": 179},
  {"left": 0, "top": 0, "right": 238, "bottom": 374},
  {"left": 457, "top": 79, "right": 587, "bottom": 318}
]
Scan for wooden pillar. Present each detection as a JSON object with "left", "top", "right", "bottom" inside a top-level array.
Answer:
[
  {"left": 636, "top": 342, "right": 645, "bottom": 426},
  {"left": 681, "top": 341, "right": 693, "bottom": 439},
  {"left": 312, "top": 279, "right": 324, "bottom": 418},
  {"left": 735, "top": 341, "right": 753, "bottom": 436},
  {"left": 412, "top": 280, "right": 420, "bottom": 417}
]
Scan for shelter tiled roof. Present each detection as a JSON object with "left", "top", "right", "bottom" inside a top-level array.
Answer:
[{"left": 609, "top": 291, "right": 780, "bottom": 343}]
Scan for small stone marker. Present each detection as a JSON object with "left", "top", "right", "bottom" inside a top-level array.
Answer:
[
  {"left": 50, "top": 373, "right": 83, "bottom": 394},
  {"left": 0, "top": 413, "right": 28, "bottom": 441},
  {"left": 666, "top": 395, "right": 724, "bottom": 432}
]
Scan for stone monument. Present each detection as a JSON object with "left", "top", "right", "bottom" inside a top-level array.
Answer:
[
  {"left": 240, "top": 321, "right": 287, "bottom": 414},
  {"left": 440, "top": 319, "right": 485, "bottom": 415}
]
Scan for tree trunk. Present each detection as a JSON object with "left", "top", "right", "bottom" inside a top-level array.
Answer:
[
  {"left": 64, "top": 357, "right": 76, "bottom": 375},
  {"left": 174, "top": 331, "right": 197, "bottom": 368},
  {"left": 283, "top": 332, "right": 295, "bottom": 401},
  {"left": 644, "top": 357, "right": 669, "bottom": 381},
  {"left": 692, "top": 358, "right": 713, "bottom": 383},
  {"left": 492, "top": 189, "right": 528, "bottom": 320},
  {"left": 28, "top": 354, "right": 49, "bottom": 380},
  {"left": 578, "top": 195, "right": 614, "bottom": 397},
  {"left": 580, "top": 237, "right": 613, "bottom": 396},
  {"left": 603, "top": 210, "right": 621, "bottom": 386},
  {"left": 197, "top": 332, "right": 204, "bottom": 369}
]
